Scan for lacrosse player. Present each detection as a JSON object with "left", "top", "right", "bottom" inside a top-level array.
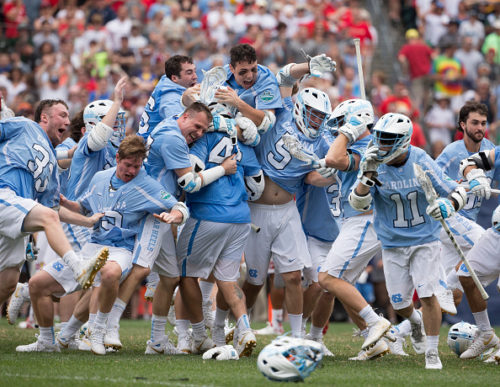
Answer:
[
  {"left": 350, "top": 112, "right": 467, "bottom": 369},
  {"left": 16, "top": 136, "right": 186, "bottom": 355}
]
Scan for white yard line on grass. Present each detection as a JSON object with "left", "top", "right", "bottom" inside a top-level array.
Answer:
[{"left": 4, "top": 373, "right": 212, "bottom": 387}]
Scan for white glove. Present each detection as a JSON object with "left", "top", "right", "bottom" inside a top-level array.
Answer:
[
  {"left": 235, "top": 113, "right": 260, "bottom": 146},
  {"left": 208, "top": 115, "right": 237, "bottom": 137},
  {"left": 309, "top": 54, "right": 336, "bottom": 77},
  {"left": 358, "top": 144, "right": 381, "bottom": 177},
  {"left": 466, "top": 168, "right": 491, "bottom": 200},
  {"left": 0, "top": 97, "right": 15, "bottom": 120},
  {"left": 202, "top": 345, "right": 239, "bottom": 361},
  {"left": 316, "top": 158, "right": 337, "bottom": 178},
  {"left": 338, "top": 121, "right": 366, "bottom": 143},
  {"left": 426, "top": 198, "right": 455, "bottom": 220}
]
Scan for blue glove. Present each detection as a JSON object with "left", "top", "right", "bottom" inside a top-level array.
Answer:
[{"left": 426, "top": 198, "right": 455, "bottom": 220}]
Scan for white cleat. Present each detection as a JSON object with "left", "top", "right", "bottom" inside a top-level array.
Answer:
[
  {"left": 74, "top": 248, "right": 109, "bottom": 289},
  {"left": 385, "top": 334, "right": 408, "bottom": 356},
  {"left": 7, "top": 282, "right": 30, "bottom": 325},
  {"left": 56, "top": 333, "right": 81, "bottom": 350},
  {"left": 425, "top": 349, "right": 442, "bottom": 369},
  {"left": 212, "top": 324, "right": 227, "bottom": 347},
  {"left": 234, "top": 330, "right": 257, "bottom": 358},
  {"left": 362, "top": 317, "right": 391, "bottom": 349},
  {"left": 225, "top": 327, "right": 235, "bottom": 344},
  {"left": 349, "top": 339, "right": 389, "bottom": 361},
  {"left": 460, "top": 329, "right": 500, "bottom": 359},
  {"left": 16, "top": 338, "right": 60, "bottom": 353},
  {"left": 410, "top": 310, "right": 426, "bottom": 354},
  {"left": 191, "top": 334, "right": 215, "bottom": 354},
  {"left": 482, "top": 347, "right": 499, "bottom": 363},
  {"left": 104, "top": 326, "right": 122, "bottom": 350},
  {"left": 177, "top": 333, "right": 192, "bottom": 354},
  {"left": 436, "top": 289, "right": 457, "bottom": 315},
  {"left": 145, "top": 337, "right": 185, "bottom": 355},
  {"left": 90, "top": 326, "right": 106, "bottom": 355},
  {"left": 253, "top": 322, "right": 284, "bottom": 336},
  {"left": 305, "top": 334, "right": 334, "bottom": 357}
]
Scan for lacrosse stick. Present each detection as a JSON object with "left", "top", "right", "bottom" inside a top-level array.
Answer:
[
  {"left": 199, "top": 66, "right": 227, "bottom": 105},
  {"left": 251, "top": 224, "right": 261, "bottom": 233},
  {"left": 282, "top": 134, "right": 321, "bottom": 168},
  {"left": 353, "top": 38, "right": 366, "bottom": 100},
  {"left": 458, "top": 183, "right": 500, "bottom": 195},
  {"left": 413, "top": 163, "right": 489, "bottom": 300}
]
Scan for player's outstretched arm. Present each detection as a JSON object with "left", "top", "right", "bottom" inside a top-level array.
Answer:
[
  {"left": 101, "top": 75, "right": 128, "bottom": 128},
  {"left": 58, "top": 206, "right": 104, "bottom": 228}
]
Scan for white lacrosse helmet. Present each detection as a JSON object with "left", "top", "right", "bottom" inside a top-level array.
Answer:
[
  {"left": 84, "top": 99, "right": 126, "bottom": 147},
  {"left": 326, "top": 98, "right": 374, "bottom": 137},
  {"left": 257, "top": 336, "right": 324, "bottom": 382},
  {"left": 372, "top": 112, "right": 413, "bottom": 163},
  {"left": 492, "top": 205, "right": 500, "bottom": 232},
  {"left": 447, "top": 321, "right": 477, "bottom": 356},
  {"left": 293, "top": 88, "right": 332, "bottom": 139}
]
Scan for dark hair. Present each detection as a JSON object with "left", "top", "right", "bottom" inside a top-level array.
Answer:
[
  {"left": 69, "top": 109, "right": 85, "bottom": 142},
  {"left": 230, "top": 44, "right": 257, "bottom": 68},
  {"left": 34, "top": 99, "right": 69, "bottom": 123},
  {"left": 117, "top": 135, "right": 147, "bottom": 160},
  {"left": 457, "top": 101, "right": 488, "bottom": 131},
  {"left": 164, "top": 55, "right": 193, "bottom": 79},
  {"left": 183, "top": 101, "right": 213, "bottom": 122}
]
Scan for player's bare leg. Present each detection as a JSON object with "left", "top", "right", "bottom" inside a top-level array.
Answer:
[{"left": 0, "top": 267, "right": 20, "bottom": 305}]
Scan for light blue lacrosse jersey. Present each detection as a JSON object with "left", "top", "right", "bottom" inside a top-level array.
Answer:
[
  {"left": 335, "top": 135, "right": 373, "bottom": 219},
  {"left": 371, "top": 146, "right": 458, "bottom": 248},
  {"left": 436, "top": 139, "right": 496, "bottom": 221},
  {"left": 79, "top": 167, "right": 178, "bottom": 251},
  {"left": 56, "top": 137, "right": 76, "bottom": 196},
  {"left": 0, "top": 117, "right": 59, "bottom": 208},
  {"left": 64, "top": 132, "right": 117, "bottom": 200},
  {"left": 254, "top": 98, "right": 327, "bottom": 194},
  {"left": 224, "top": 64, "right": 282, "bottom": 111},
  {"left": 145, "top": 117, "right": 192, "bottom": 199},
  {"left": 187, "top": 133, "right": 261, "bottom": 223},
  {"left": 138, "top": 75, "right": 186, "bottom": 140},
  {"left": 296, "top": 182, "right": 340, "bottom": 243}
]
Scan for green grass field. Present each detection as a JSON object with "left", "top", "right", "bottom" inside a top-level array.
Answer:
[{"left": 1, "top": 319, "right": 499, "bottom": 386}]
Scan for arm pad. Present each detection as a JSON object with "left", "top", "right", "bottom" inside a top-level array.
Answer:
[
  {"left": 177, "top": 171, "right": 202, "bottom": 193},
  {"left": 172, "top": 202, "right": 189, "bottom": 225},
  {"left": 87, "top": 121, "right": 114, "bottom": 152},
  {"left": 257, "top": 110, "right": 276, "bottom": 134},
  {"left": 448, "top": 186, "right": 467, "bottom": 211},
  {"left": 189, "top": 154, "right": 205, "bottom": 173},
  {"left": 244, "top": 170, "right": 265, "bottom": 201},
  {"left": 459, "top": 150, "right": 494, "bottom": 177},
  {"left": 348, "top": 189, "right": 372, "bottom": 212},
  {"left": 199, "top": 165, "right": 225, "bottom": 187}
]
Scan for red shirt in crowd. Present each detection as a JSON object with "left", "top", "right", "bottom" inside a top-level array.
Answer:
[{"left": 398, "top": 41, "right": 434, "bottom": 79}]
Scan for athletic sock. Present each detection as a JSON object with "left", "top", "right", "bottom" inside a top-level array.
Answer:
[
  {"left": 272, "top": 308, "right": 283, "bottom": 327},
  {"left": 408, "top": 309, "right": 423, "bottom": 325},
  {"left": 60, "top": 315, "right": 84, "bottom": 340},
  {"left": 199, "top": 281, "right": 214, "bottom": 303},
  {"left": 192, "top": 320, "right": 206, "bottom": 338},
  {"left": 359, "top": 305, "right": 379, "bottom": 326},
  {"left": 150, "top": 314, "right": 167, "bottom": 342},
  {"left": 107, "top": 298, "right": 127, "bottom": 329},
  {"left": 215, "top": 307, "right": 229, "bottom": 327},
  {"left": 288, "top": 313, "right": 303, "bottom": 338},
  {"left": 39, "top": 326, "right": 55, "bottom": 344},
  {"left": 472, "top": 310, "right": 492, "bottom": 332},
  {"left": 310, "top": 324, "right": 324, "bottom": 340}
]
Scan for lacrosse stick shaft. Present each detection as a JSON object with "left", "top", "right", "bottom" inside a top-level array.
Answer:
[
  {"left": 459, "top": 184, "right": 500, "bottom": 195},
  {"left": 353, "top": 38, "right": 366, "bottom": 100},
  {"left": 439, "top": 218, "right": 489, "bottom": 300}
]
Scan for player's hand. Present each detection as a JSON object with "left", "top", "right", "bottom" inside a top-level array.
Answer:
[
  {"left": 235, "top": 113, "right": 260, "bottom": 146},
  {"left": 87, "top": 212, "right": 105, "bottom": 227},
  {"left": 209, "top": 115, "right": 237, "bottom": 138},
  {"left": 316, "top": 158, "right": 337, "bottom": 178},
  {"left": 202, "top": 345, "right": 239, "bottom": 361},
  {"left": 154, "top": 210, "right": 184, "bottom": 224},
  {"left": 359, "top": 143, "right": 382, "bottom": 176},
  {"left": 215, "top": 86, "right": 239, "bottom": 108},
  {"left": 309, "top": 54, "right": 336, "bottom": 77},
  {"left": 221, "top": 154, "right": 237, "bottom": 175},
  {"left": 183, "top": 84, "right": 201, "bottom": 106},
  {"left": 338, "top": 120, "right": 367, "bottom": 143},
  {"left": 426, "top": 198, "right": 455, "bottom": 220},
  {"left": 113, "top": 76, "right": 128, "bottom": 103},
  {"left": 466, "top": 168, "right": 491, "bottom": 200}
]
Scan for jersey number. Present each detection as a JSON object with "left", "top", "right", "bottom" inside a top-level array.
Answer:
[
  {"left": 267, "top": 138, "right": 291, "bottom": 170},
  {"left": 27, "top": 144, "right": 53, "bottom": 192},
  {"left": 390, "top": 191, "right": 425, "bottom": 228},
  {"left": 327, "top": 181, "right": 341, "bottom": 217},
  {"left": 208, "top": 137, "right": 242, "bottom": 164},
  {"left": 101, "top": 211, "right": 123, "bottom": 231},
  {"left": 138, "top": 96, "right": 156, "bottom": 135}
]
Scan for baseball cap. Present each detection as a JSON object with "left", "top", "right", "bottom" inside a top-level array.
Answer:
[{"left": 405, "top": 29, "right": 419, "bottom": 39}]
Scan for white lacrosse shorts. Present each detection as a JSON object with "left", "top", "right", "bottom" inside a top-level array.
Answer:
[{"left": 303, "top": 236, "right": 333, "bottom": 285}]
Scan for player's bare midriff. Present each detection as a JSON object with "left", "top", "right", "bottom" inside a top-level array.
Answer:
[{"left": 254, "top": 175, "right": 294, "bottom": 205}]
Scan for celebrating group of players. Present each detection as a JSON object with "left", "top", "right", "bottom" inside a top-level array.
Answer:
[{"left": 1, "top": 43, "right": 499, "bottom": 369}]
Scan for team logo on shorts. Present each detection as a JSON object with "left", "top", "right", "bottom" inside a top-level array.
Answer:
[
  {"left": 259, "top": 90, "right": 274, "bottom": 103},
  {"left": 248, "top": 269, "right": 258, "bottom": 278},
  {"left": 160, "top": 190, "right": 172, "bottom": 200}
]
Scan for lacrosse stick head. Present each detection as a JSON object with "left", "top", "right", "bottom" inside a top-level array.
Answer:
[
  {"left": 293, "top": 88, "right": 331, "bottom": 139},
  {"left": 199, "top": 66, "right": 227, "bottom": 105},
  {"left": 372, "top": 113, "right": 412, "bottom": 163},
  {"left": 413, "top": 163, "right": 438, "bottom": 204},
  {"left": 282, "top": 134, "right": 319, "bottom": 167}
]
